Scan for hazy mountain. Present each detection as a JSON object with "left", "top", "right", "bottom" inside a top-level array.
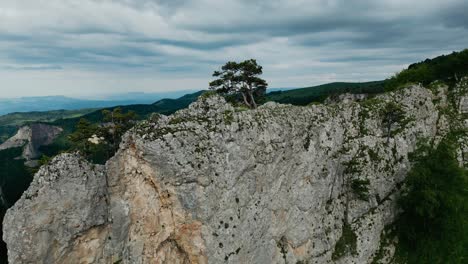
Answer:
[{"left": 0, "top": 90, "right": 199, "bottom": 115}]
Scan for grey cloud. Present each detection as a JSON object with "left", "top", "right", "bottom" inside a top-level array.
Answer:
[
  {"left": 0, "top": 0, "right": 467, "bottom": 98},
  {"left": 1, "top": 65, "right": 63, "bottom": 71}
]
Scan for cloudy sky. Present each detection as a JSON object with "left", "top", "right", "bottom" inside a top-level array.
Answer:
[{"left": 0, "top": 0, "right": 467, "bottom": 98}]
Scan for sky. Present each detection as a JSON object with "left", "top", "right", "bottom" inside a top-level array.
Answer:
[{"left": 0, "top": 0, "right": 467, "bottom": 98}]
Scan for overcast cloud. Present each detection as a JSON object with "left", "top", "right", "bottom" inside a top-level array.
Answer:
[{"left": 0, "top": 0, "right": 467, "bottom": 98}]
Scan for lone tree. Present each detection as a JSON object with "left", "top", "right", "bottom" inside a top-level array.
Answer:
[
  {"left": 381, "top": 102, "right": 405, "bottom": 142},
  {"left": 68, "top": 118, "right": 99, "bottom": 157},
  {"left": 101, "top": 107, "right": 137, "bottom": 152},
  {"left": 209, "top": 59, "right": 268, "bottom": 108}
]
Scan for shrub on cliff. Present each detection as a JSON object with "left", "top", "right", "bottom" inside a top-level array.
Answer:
[{"left": 396, "top": 136, "right": 468, "bottom": 263}]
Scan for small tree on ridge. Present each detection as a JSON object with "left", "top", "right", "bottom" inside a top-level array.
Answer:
[{"left": 209, "top": 59, "right": 268, "bottom": 109}]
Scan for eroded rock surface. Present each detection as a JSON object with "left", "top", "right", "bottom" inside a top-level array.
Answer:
[
  {"left": 3, "top": 153, "right": 108, "bottom": 263},
  {"left": 3, "top": 84, "right": 466, "bottom": 264},
  {"left": 0, "top": 123, "right": 63, "bottom": 161}
]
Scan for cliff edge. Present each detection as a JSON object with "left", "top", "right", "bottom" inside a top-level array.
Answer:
[{"left": 3, "top": 83, "right": 467, "bottom": 263}]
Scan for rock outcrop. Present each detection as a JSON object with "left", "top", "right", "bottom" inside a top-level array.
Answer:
[
  {"left": 0, "top": 123, "right": 62, "bottom": 162},
  {"left": 3, "top": 84, "right": 466, "bottom": 264}
]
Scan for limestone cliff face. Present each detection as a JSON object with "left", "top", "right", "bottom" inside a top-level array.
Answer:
[
  {"left": 0, "top": 123, "right": 63, "bottom": 161},
  {"left": 3, "top": 84, "right": 466, "bottom": 264}
]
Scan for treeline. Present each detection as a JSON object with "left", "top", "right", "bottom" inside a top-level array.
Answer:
[
  {"left": 266, "top": 81, "right": 385, "bottom": 105},
  {"left": 386, "top": 49, "right": 468, "bottom": 91},
  {"left": 38, "top": 91, "right": 204, "bottom": 164},
  {"left": 40, "top": 108, "right": 137, "bottom": 165}
]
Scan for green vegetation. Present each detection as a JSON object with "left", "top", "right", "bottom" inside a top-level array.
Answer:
[
  {"left": 0, "top": 108, "right": 96, "bottom": 144},
  {"left": 66, "top": 108, "right": 137, "bottom": 164},
  {"left": 332, "top": 223, "right": 358, "bottom": 260},
  {"left": 381, "top": 102, "right": 406, "bottom": 142},
  {"left": 0, "top": 126, "right": 17, "bottom": 144},
  {"left": 266, "top": 81, "right": 385, "bottom": 105},
  {"left": 199, "top": 90, "right": 218, "bottom": 99},
  {"left": 0, "top": 147, "right": 34, "bottom": 263},
  {"left": 101, "top": 107, "right": 137, "bottom": 151},
  {"left": 371, "top": 226, "right": 396, "bottom": 264},
  {"left": 67, "top": 118, "right": 105, "bottom": 163},
  {"left": 38, "top": 91, "right": 204, "bottom": 163},
  {"left": 0, "top": 108, "right": 96, "bottom": 127},
  {"left": 0, "top": 148, "right": 33, "bottom": 207},
  {"left": 344, "top": 157, "right": 362, "bottom": 174},
  {"left": 209, "top": 59, "right": 267, "bottom": 109},
  {"left": 351, "top": 179, "right": 370, "bottom": 201},
  {"left": 385, "top": 49, "right": 468, "bottom": 91},
  {"left": 47, "top": 91, "right": 202, "bottom": 133},
  {"left": 395, "top": 136, "right": 468, "bottom": 263},
  {"left": 0, "top": 49, "right": 466, "bottom": 264}
]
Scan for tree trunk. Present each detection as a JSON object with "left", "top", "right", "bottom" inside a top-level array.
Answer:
[
  {"left": 386, "top": 121, "right": 392, "bottom": 143},
  {"left": 241, "top": 92, "right": 252, "bottom": 108},
  {"left": 247, "top": 90, "right": 257, "bottom": 109}
]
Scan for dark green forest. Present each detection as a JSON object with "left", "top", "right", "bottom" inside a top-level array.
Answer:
[{"left": 0, "top": 148, "right": 34, "bottom": 264}]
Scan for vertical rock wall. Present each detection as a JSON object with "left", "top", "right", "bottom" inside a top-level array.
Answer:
[{"left": 4, "top": 84, "right": 464, "bottom": 264}]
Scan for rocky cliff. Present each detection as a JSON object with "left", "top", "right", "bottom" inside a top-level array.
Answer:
[
  {"left": 3, "top": 83, "right": 467, "bottom": 263},
  {"left": 0, "top": 123, "right": 62, "bottom": 163}
]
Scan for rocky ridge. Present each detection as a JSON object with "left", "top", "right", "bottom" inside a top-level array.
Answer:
[
  {"left": 0, "top": 123, "right": 62, "bottom": 163},
  {"left": 3, "top": 82, "right": 467, "bottom": 263}
]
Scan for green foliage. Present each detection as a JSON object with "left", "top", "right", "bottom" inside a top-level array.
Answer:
[
  {"left": 102, "top": 107, "right": 137, "bottom": 125},
  {"left": 0, "top": 126, "right": 17, "bottom": 144},
  {"left": 67, "top": 118, "right": 106, "bottom": 163},
  {"left": 0, "top": 148, "right": 33, "bottom": 207},
  {"left": 344, "top": 158, "right": 361, "bottom": 174},
  {"left": 223, "top": 110, "right": 234, "bottom": 125},
  {"left": 0, "top": 108, "right": 96, "bottom": 127},
  {"left": 371, "top": 226, "right": 397, "bottom": 264},
  {"left": 36, "top": 91, "right": 204, "bottom": 165},
  {"left": 396, "top": 136, "right": 468, "bottom": 263},
  {"left": 199, "top": 90, "right": 218, "bottom": 99},
  {"left": 351, "top": 179, "right": 371, "bottom": 201},
  {"left": 368, "top": 148, "right": 379, "bottom": 162},
  {"left": 332, "top": 223, "right": 358, "bottom": 260},
  {"left": 38, "top": 132, "right": 71, "bottom": 158},
  {"left": 209, "top": 59, "right": 267, "bottom": 108},
  {"left": 381, "top": 102, "right": 405, "bottom": 141},
  {"left": 267, "top": 81, "right": 385, "bottom": 105},
  {"left": 68, "top": 118, "right": 99, "bottom": 151},
  {"left": 0, "top": 147, "right": 33, "bottom": 264},
  {"left": 385, "top": 49, "right": 468, "bottom": 91},
  {"left": 101, "top": 107, "right": 137, "bottom": 153},
  {"left": 38, "top": 155, "right": 51, "bottom": 167},
  {"left": 66, "top": 108, "right": 137, "bottom": 164}
]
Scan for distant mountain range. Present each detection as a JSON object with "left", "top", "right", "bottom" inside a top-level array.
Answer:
[
  {"left": 0, "top": 89, "right": 297, "bottom": 116},
  {"left": 0, "top": 90, "right": 198, "bottom": 115}
]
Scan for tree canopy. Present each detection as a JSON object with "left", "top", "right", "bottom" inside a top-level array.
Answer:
[
  {"left": 101, "top": 107, "right": 137, "bottom": 152},
  {"left": 396, "top": 136, "right": 468, "bottom": 263},
  {"left": 385, "top": 49, "right": 468, "bottom": 91},
  {"left": 209, "top": 59, "right": 268, "bottom": 108},
  {"left": 67, "top": 108, "right": 137, "bottom": 163}
]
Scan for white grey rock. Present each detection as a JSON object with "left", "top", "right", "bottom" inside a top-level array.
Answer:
[
  {"left": 0, "top": 123, "right": 62, "bottom": 161},
  {"left": 3, "top": 84, "right": 465, "bottom": 264}
]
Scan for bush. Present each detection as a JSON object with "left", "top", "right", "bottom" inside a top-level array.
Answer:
[
  {"left": 351, "top": 179, "right": 370, "bottom": 201},
  {"left": 396, "top": 136, "right": 468, "bottom": 263},
  {"left": 332, "top": 223, "right": 357, "bottom": 260}
]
